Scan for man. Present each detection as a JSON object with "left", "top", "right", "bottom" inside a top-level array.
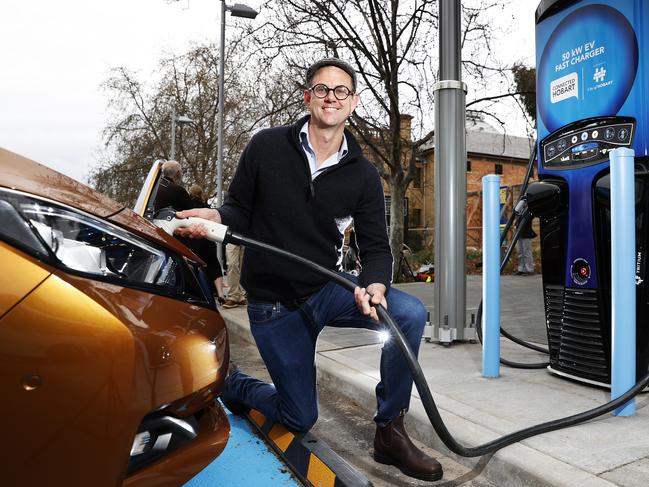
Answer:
[
  {"left": 177, "top": 58, "right": 442, "bottom": 481},
  {"left": 154, "top": 160, "right": 194, "bottom": 212}
]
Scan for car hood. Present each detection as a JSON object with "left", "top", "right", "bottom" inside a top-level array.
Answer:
[{"left": 0, "top": 148, "right": 199, "bottom": 260}]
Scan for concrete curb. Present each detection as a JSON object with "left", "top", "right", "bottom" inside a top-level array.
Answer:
[
  {"left": 245, "top": 408, "right": 373, "bottom": 487},
  {"left": 219, "top": 308, "right": 617, "bottom": 487}
]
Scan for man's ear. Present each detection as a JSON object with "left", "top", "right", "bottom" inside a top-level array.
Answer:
[{"left": 350, "top": 93, "right": 359, "bottom": 112}]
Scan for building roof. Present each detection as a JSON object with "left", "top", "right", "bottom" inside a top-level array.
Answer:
[
  {"left": 466, "top": 130, "right": 534, "bottom": 160},
  {"left": 420, "top": 114, "right": 534, "bottom": 161}
]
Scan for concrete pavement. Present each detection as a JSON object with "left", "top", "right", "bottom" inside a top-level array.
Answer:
[{"left": 219, "top": 274, "right": 649, "bottom": 487}]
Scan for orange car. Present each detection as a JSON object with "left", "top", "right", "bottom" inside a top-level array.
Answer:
[{"left": 0, "top": 148, "right": 230, "bottom": 486}]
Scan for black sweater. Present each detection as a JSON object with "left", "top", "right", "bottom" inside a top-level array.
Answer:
[{"left": 219, "top": 115, "right": 393, "bottom": 302}]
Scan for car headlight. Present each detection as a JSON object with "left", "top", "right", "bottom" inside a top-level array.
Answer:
[{"left": 0, "top": 188, "right": 182, "bottom": 290}]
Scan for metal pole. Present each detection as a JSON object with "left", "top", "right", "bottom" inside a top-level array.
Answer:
[
  {"left": 216, "top": 0, "right": 226, "bottom": 207},
  {"left": 482, "top": 174, "right": 500, "bottom": 377},
  {"left": 171, "top": 106, "right": 176, "bottom": 160},
  {"left": 610, "top": 147, "right": 636, "bottom": 416},
  {"left": 433, "top": 0, "right": 468, "bottom": 342}
]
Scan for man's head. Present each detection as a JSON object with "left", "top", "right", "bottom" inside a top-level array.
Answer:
[
  {"left": 189, "top": 184, "right": 205, "bottom": 202},
  {"left": 304, "top": 58, "right": 359, "bottom": 130},
  {"left": 162, "top": 160, "right": 182, "bottom": 184},
  {"left": 306, "top": 58, "right": 357, "bottom": 92}
]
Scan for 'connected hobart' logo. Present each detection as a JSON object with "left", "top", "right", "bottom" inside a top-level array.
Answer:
[{"left": 551, "top": 72, "right": 579, "bottom": 104}]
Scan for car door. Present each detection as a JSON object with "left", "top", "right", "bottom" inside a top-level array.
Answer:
[{"left": 133, "top": 159, "right": 164, "bottom": 219}]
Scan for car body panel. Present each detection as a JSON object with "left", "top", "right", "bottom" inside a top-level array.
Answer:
[
  {"left": 0, "top": 242, "right": 50, "bottom": 316},
  {"left": 0, "top": 269, "right": 138, "bottom": 485},
  {"left": 59, "top": 271, "right": 229, "bottom": 411}
]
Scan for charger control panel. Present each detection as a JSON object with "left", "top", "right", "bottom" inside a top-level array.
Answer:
[{"left": 541, "top": 118, "right": 635, "bottom": 170}]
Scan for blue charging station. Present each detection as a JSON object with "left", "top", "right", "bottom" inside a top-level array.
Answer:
[{"left": 535, "top": 0, "right": 649, "bottom": 386}]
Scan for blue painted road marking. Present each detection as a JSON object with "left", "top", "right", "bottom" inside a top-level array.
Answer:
[{"left": 184, "top": 410, "right": 300, "bottom": 486}]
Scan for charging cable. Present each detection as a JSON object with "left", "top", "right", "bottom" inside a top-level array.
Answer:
[{"left": 154, "top": 210, "right": 649, "bottom": 457}]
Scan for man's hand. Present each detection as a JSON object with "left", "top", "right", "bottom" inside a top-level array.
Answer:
[
  {"left": 174, "top": 208, "right": 222, "bottom": 238},
  {"left": 354, "top": 283, "right": 387, "bottom": 323}
]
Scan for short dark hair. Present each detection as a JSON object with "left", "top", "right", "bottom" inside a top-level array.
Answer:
[{"left": 306, "top": 58, "right": 357, "bottom": 92}]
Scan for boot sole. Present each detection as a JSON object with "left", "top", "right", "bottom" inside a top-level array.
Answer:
[{"left": 373, "top": 451, "right": 443, "bottom": 482}]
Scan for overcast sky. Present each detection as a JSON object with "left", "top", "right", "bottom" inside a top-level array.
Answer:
[{"left": 0, "top": 0, "right": 537, "bottom": 184}]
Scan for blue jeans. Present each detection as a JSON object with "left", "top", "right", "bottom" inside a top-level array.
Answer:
[{"left": 223, "top": 275, "right": 427, "bottom": 432}]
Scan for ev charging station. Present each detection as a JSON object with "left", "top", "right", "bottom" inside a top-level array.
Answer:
[{"left": 535, "top": 0, "right": 649, "bottom": 387}]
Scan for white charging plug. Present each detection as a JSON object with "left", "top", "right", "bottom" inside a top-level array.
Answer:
[{"left": 154, "top": 215, "right": 229, "bottom": 243}]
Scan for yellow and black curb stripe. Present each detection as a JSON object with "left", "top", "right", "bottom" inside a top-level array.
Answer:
[{"left": 246, "top": 409, "right": 373, "bottom": 487}]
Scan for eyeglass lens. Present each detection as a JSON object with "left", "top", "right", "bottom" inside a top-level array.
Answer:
[{"left": 311, "top": 84, "right": 352, "bottom": 100}]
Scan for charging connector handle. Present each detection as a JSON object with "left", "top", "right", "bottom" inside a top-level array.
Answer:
[{"left": 153, "top": 209, "right": 230, "bottom": 244}]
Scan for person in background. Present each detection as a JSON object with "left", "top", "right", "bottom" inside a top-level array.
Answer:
[
  {"left": 516, "top": 215, "right": 537, "bottom": 276},
  {"left": 154, "top": 160, "right": 194, "bottom": 212},
  {"left": 223, "top": 243, "right": 247, "bottom": 308},
  {"left": 188, "top": 184, "right": 225, "bottom": 303}
]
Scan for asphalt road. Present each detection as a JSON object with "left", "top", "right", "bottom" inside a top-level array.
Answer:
[{"left": 228, "top": 333, "right": 496, "bottom": 487}]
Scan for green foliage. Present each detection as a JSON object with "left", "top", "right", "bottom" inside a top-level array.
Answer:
[{"left": 511, "top": 63, "right": 536, "bottom": 124}]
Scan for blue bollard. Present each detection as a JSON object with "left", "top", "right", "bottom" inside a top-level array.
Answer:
[
  {"left": 482, "top": 175, "right": 500, "bottom": 377},
  {"left": 610, "top": 147, "right": 636, "bottom": 416}
]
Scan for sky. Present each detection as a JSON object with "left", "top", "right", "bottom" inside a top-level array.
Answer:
[{"left": 0, "top": 0, "right": 538, "bottom": 184}]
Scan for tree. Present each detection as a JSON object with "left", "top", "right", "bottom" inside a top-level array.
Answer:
[
  {"left": 90, "top": 40, "right": 303, "bottom": 207},
  {"left": 511, "top": 63, "right": 536, "bottom": 124},
  {"left": 244, "top": 0, "right": 509, "bottom": 276}
]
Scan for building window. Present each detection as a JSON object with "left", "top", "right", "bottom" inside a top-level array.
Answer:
[
  {"left": 413, "top": 167, "right": 423, "bottom": 188},
  {"left": 467, "top": 160, "right": 472, "bottom": 172},
  {"left": 495, "top": 163, "right": 503, "bottom": 175},
  {"left": 410, "top": 208, "right": 422, "bottom": 228}
]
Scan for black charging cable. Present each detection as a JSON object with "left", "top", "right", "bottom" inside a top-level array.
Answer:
[
  {"left": 475, "top": 209, "right": 550, "bottom": 368},
  {"left": 223, "top": 228, "right": 649, "bottom": 457}
]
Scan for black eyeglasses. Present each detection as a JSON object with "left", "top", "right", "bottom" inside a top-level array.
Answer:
[{"left": 310, "top": 83, "right": 354, "bottom": 100}]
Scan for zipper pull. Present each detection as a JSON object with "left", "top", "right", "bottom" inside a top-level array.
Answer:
[{"left": 308, "top": 181, "right": 315, "bottom": 200}]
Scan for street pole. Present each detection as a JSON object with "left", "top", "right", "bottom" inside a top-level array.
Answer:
[
  {"left": 215, "top": 1, "right": 258, "bottom": 207},
  {"left": 216, "top": 0, "right": 226, "bottom": 207},
  {"left": 433, "top": 0, "right": 468, "bottom": 343},
  {"left": 171, "top": 106, "right": 177, "bottom": 160}
]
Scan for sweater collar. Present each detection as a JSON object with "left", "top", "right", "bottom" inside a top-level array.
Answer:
[{"left": 291, "top": 115, "right": 362, "bottom": 162}]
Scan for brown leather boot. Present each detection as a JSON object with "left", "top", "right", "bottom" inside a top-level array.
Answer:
[{"left": 373, "top": 414, "right": 443, "bottom": 481}]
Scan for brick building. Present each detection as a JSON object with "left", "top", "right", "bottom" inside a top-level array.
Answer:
[{"left": 388, "top": 114, "right": 534, "bottom": 251}]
